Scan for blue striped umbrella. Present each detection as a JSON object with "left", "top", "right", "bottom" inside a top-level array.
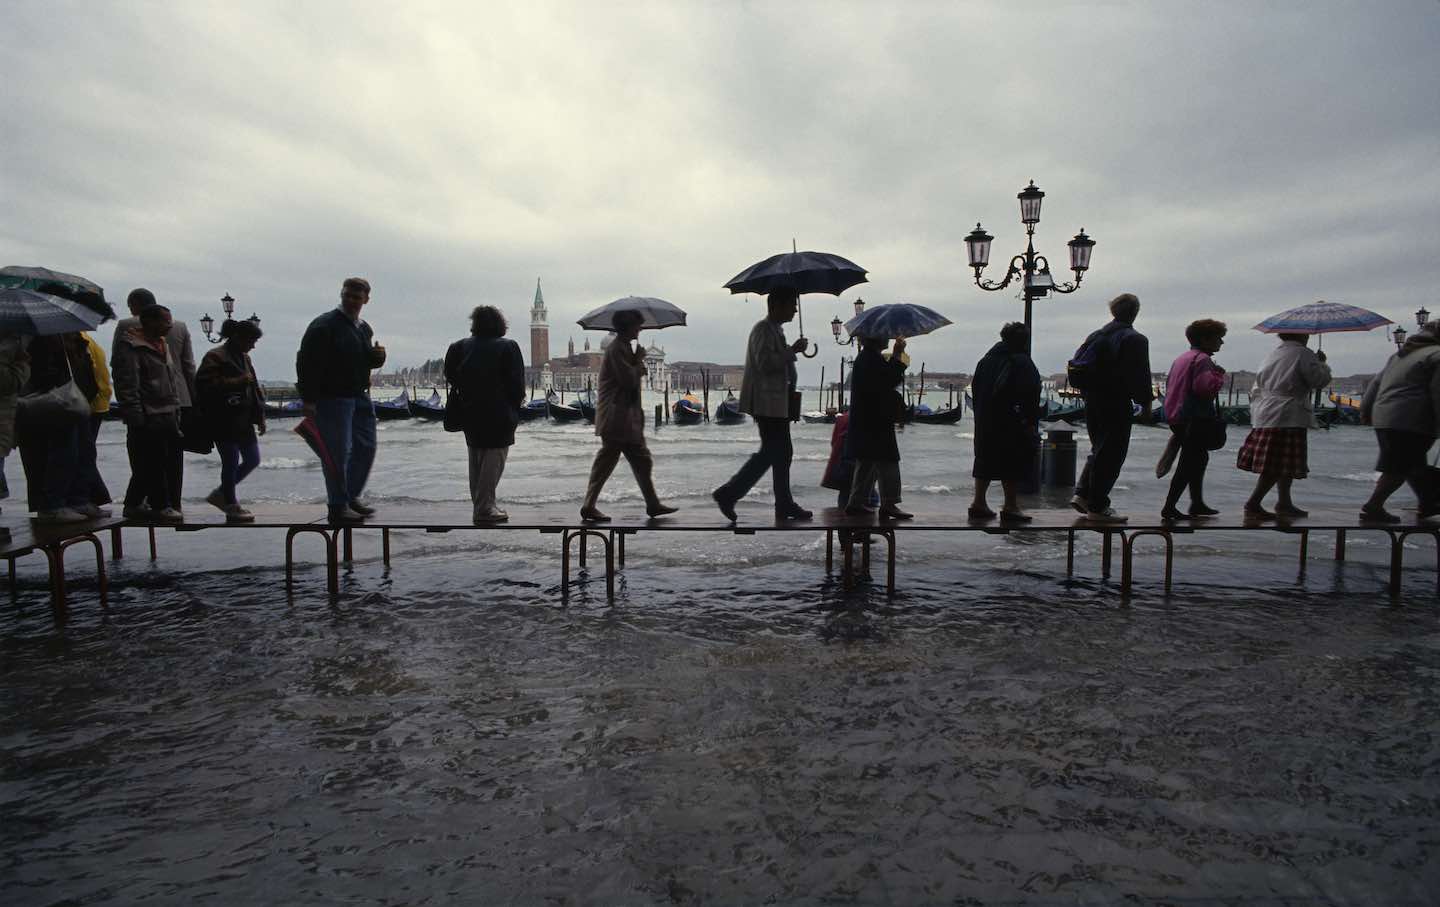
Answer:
[
  {"left": 1253, "top": 301, "right": 1392, "bottom": 335},
  {"left": 0, "top": 287, "right": 108, "bottom": 335},
  {"left": 843, "top": 302, "right": 952, "bottom": 339},
  {"left": 0, "top": 266, "right": 114, "bottom": 321}
]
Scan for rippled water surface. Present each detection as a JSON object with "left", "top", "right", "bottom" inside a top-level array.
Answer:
[{"left": 2, "top": 413, "right": 1438, "bottom": 904}]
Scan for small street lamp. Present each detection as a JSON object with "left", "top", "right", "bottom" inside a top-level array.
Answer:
[
  {"left": 1417, "top": 305, "right": 1430, "bottom": 329},
  {"left": 1392, "top": 325, "right": 1409, "bottom": 349},
  {"left": 829, "top": 297, "right": 868, "bottom": 345},
  {"left": 967, "top": 181, "right": 1095, "bottom": 351},
  {"left": 200, "top": 293, "right": 237, "bottom": 342}
]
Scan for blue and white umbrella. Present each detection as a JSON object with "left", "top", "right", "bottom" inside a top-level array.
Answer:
[
  {"left": 843, "top": 302, "right": 952, "bottom": 340},
  {"left": 1253, "top": 300, "right": 1392, "bottom": 335},
  {"left": 0, "top": 287, "right": 109, "bottom": 335},
  {"left": 0, "top": 266, "right": 114, "bottom": 321}
]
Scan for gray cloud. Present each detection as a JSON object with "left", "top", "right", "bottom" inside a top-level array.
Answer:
[{"left": 3, "top": 0, "right": 1437, "bottom": 382}]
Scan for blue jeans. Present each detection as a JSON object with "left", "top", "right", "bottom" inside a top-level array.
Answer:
[
  {"left": 216, "top": 434, "right": 261, "bottom": 506},
  {"left": 314, "top": 396, "right": 377, "bottom": 512}
]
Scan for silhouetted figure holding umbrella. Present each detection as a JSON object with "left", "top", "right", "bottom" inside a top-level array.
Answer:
[
  {"left": 713, "top": 289, "right": 812, "bottom": 521},
  {"left": 844, "top": 335, "right": 911, "bottom": 519}
]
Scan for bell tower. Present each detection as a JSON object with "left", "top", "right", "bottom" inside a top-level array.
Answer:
[{"left": 529, "top": 279, "right": 549, "bottom": 367}]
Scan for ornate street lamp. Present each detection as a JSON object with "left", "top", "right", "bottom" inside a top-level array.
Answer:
[
  {"left": 1417, "top": 306, "right": 1430, "bottom": 329},
  {"left": 1393, "top": 325, "right": 1409, "bottom": 349},
  {"left": 200, "top": 292, "right": 237, "bottom": 342},
  {"left": 829, "top": 297, "right": 867, "bottom": 345},
  {"left": 967, "top": 181, "right": 1095, "bottom": 351}
]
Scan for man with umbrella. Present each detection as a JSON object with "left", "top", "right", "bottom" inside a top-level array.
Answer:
[{"left": 713, "top": 287, "right": 812, "bottom": 522}]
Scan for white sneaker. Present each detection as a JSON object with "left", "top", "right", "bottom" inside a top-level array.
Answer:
[
  {"left": 37, "top": 508, "right": 88, "bottom": 524},
  {"left": 1070, "top": 494, "right": 1090, "bottom": 515},
  {"left": 1086, "top": 508, "right": 1128, "bottom": 524}
]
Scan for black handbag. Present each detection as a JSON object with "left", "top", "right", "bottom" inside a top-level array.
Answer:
[
  {"left": 443, "top": 386, "right": 465, "bottom": 432},
  {"left": 1183, "top": 396, "right": 1228, "bottom": 451},
  {"left": 179, "top": 406, "right": 214, "bottom": 455}
]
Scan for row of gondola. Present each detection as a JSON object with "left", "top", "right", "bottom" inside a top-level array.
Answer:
[{"left": 260, "top": 387, "right": 1368, "bottom": 428}]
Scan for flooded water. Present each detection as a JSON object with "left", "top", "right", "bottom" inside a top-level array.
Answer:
[{"left": 2, "top": 407, "right": 1438, "bottom": 904}]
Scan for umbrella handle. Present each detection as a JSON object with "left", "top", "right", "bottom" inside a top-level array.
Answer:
[{"left": 799, "top": 338, "right": 819, "bottom": 359}]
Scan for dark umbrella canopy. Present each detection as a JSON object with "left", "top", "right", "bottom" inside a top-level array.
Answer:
[
  {"left": 0, "top": 266, "right": 115, "bottom": 321},
  {"left": 723, "top": 251, "right": 868, "bottom": 296},
  {"left": 0, "top": 287, "right": 110, "bottom": 335}
]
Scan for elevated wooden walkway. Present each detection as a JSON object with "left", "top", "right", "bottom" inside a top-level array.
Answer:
[{"left": 4, "top": 503, "right": 1436, "bottom": 621}]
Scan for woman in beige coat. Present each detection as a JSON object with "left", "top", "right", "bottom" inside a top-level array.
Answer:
[{"left": 580, "top": 310, "right": 677, "bottom": 522}]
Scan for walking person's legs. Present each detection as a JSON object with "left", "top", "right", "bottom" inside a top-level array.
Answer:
[
  {"left": 969, "top": 478, "right": 993, "bottom": 517},
  {"left": 77, "top": 413, "right": 111, "bottom": 511},
  {"left": 216, "top": 441, "right": 241, "bottom": 507},
  {"left": 761, "top": 417, "right": 805, "bottom": 517},
  {"left": 875, "top": 461, "right": 910, "bottom": 519},
  {"left": 469, "top": 446, "right": 509, "bottom": 521},
  {"left": 346, "top": 397, "right": 378, "bottom": 509},
  {"left": 313, "top": 397, "right": 356, "bottom": 515},
  {"left": 846, "top": 460, "right": 880, "bottom": 513},
  {"left": 581, "top": 444, "right": 623, "bottom": 520},
  {"left": 621, "top": 443, "right": 674, "bottom": 516},
  {"left": 1073, "top": 415, "right": 1109, "bottom": 511}
]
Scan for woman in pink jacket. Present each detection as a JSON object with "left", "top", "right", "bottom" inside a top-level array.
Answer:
[{"left": 1161, "top": 319, "right": 1227, "bottom": 520}]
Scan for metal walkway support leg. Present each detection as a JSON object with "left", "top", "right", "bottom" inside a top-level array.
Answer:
[
  {"left": 1334, "top": 529, "right": 1346, "bottom": 561},
  {"left": 561, "top": 528, "right": 615, "bottom": 603},
  {"left": 57, "top": 535, "right": 108, "bottom": 612},
  {"left": 880, "top": 529, "right": 896, "bottom": 597},
  {"left": 1101, "top": 530, "right": 1113, "bottom": 579},
  {"left": 286, "top": 526, "right": 339, "bottom": 598},
  {"left": 841, "top": 531, "right": 855, "bottom": 591},
  {"left": 382, "top": 528, "right": 391, "bottom": 569},
  {"left": 342, "top": 527, "right": 354, "bottom": 566},
  {"left": 1120, "top": 529, "right": 1174, "bottom": 597},
  {"left": 826, "top": 529, "right": 834, "bottom": 573},
  {"left": 1298, "top": 529, "right": 1309, "bottom": 572},
  {"left": 110, "top": 525, "right": 124, "bottom": 560},
  {"left": 1066, "top": 530, "right": 1075, "bottom": 577}
]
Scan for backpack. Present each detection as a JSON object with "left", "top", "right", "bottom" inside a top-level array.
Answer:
[{"left": 1066, "top": 330, "right": 1106, "bottom": 392}]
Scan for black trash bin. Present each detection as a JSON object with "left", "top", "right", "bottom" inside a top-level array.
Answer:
[{"left": 1041, "top": 428, "right": 1078, "bottom": 488}]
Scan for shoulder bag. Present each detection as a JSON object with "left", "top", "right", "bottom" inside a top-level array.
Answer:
[{"left": 17, "top": 346, "right": 90, "bottom": 426}]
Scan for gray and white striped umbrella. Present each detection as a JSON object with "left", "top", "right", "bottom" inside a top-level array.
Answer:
[{"left": 0, "top": 287, "right": 109, "bottom": 335}]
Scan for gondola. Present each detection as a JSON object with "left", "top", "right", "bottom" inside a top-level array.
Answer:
[
  {"left": 1035, "top": 396, "right": 1085, "bottom": 424},
  {"left": 518, "top": 398, "right": 548, "bottom": 421},
  {"left": 910, "top": 404, "right": 962, "bottom": 425},
  {"left": 409, "top": 389, "right": 446, "bottom": 421},
  {"left": 1326, "top": 392, "right": 1364, "bottom": 426},
  {"left": 715, "top": 393, "right": 745, "bottom": 425},
  {"left": 801, "top": 411, "right": 835, "bottom": 424},
  {"left": 672, "top": 393, "right": 706, "bottom": 425},
  {"left": 263, "top": 399, "right": 306, "bottom": 419},
  {"left": 1219, "top": 404, "right": 1251, "bottom": 426},
  {"left": 547, "top": 391, "right": 585, "bottom": 422},
  {"left": 374, "top": 388, "right": 412, "bottom": 420},
  {"left": 575, "top": 390, "right": 597, "bottom": 424}
]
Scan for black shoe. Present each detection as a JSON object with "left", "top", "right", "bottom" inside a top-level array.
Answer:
[
  {"left": 1189, "top": 504, "right": 1219, "bottom": 517},
  {"left": 712, "top": 490, "right": 737, "bottom": 522},
  {"left": 1160, "top": 507, "right": 1188, "bottom": 522},
  {"left": 777, "top": 505, "right": 813, "bottom": 521},
  {"left": 347, "top": 499, "right": 376, "bottom": 516}
]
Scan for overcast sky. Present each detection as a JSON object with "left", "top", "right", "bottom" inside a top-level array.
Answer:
[{"left": 5, "top": 1, "right": 1438, "bottom": 382}]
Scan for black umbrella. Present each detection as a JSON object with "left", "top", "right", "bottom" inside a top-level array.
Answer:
[
  {"left": 0, "top": 266, "right": 116, "bottom": 321},
  {"left": 723, "top": 247, "right": 868, "bottom": 358}
]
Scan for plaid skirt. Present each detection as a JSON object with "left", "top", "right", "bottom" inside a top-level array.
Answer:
[{"left": 1236, "top": 427, "right": 1308, "bottom": 478}]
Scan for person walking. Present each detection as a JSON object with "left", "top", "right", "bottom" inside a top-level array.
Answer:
[
  {"left": 1237, "top": 333, "right": 1332, "bottom": 518},
  {"left": 844, "top": 335, "right": 912, "bottom": 519},
  {"left": 1359, "top": 320, "right": 1440, "bottom": 522},
  {"left": 1070, "top": 293, "right": 1154, "bottom": 522},
  {"left": 112, "top": 288, "right": 195, "bottom": 511},
  {"left": 296, "top": 277, "right": 387, "bottom": 523},
  {"left": 196, "top": 319, "right": 267, "bottom": 522},
  {"left": 16, "top": 333, "right": 93, "bottom": 522},
  {"left": 712, "top": 288, "right": 812, "bottom": 522},
  {"left": 579, "top": 310, "right": 677, "bottom": 522},
  {"left": 1160, "top": 319, "right": 1227, "bottom": 520},
  {"left": 111, "top": 305, "right": 184, "bottom": 521},
  {"left": 443, "top": 305, "right": 525, "bottom": 524},
  {"left": 72, "top": 332, "right": 113, "bottom": 517},
  {"left": 0, "top": 332, "right": 30, "bottom": 519},
  {"left": 969, "top": 322, "right": 1041, "bottom": 522}
]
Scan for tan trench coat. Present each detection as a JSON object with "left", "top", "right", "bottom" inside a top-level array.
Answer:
[
  {"left": 737, "top": 319, "right": 795, "bottom": 419},
  {"left": 595, "top": 339, "right": 647, "bottom": 445}
]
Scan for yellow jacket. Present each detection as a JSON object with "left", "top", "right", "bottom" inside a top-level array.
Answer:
[{"left": 81, "top": 332, "right": 112, "bottom": 413}]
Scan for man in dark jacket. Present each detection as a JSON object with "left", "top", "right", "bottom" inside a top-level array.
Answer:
[
  {"left": 1071, "top": 293, "right": 1153, "bottom": 522},
  {"left": 112, "top": 287, "right": 196, "bottom": 512},
  {"left": 296, "top": 277, "right": 387, "bottom": 522}
]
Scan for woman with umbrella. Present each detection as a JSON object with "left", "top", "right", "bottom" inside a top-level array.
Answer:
[
  {"left": 1237, "top": 333, "right": 1331, "bottom": 518},
  {"left": 844, "top": 331, "right": 911, "bottom": 520},
  {"left": 968, "top": 322, "right": 1040, "bottom": 522},
  {"left": 579, "top": 304, "right": 679, "bottom": 522}
]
